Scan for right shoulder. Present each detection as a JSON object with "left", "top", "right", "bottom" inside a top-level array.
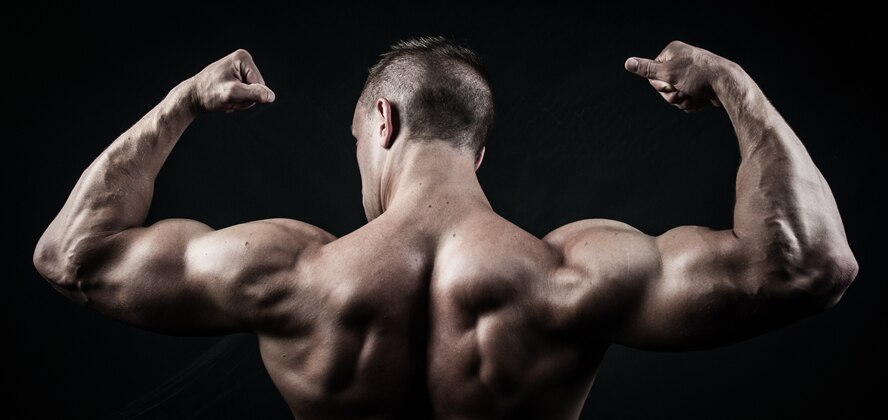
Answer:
[
  {"left": 538, "top": 219, "right": 660, "bottom": 335},
  {"left": 542, "top": 219, "right": 656, "bottom": 269},
  {"left": 542, "top": 218, "right": 644, "bottom": 247}
]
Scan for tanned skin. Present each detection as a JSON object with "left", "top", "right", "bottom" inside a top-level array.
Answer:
[{"left": 34, "top": 42, "right": 858, "bottom": 419}]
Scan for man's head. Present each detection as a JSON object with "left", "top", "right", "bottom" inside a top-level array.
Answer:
[{"left": 352, "top": 36, "right": 495, "bottom": 221}]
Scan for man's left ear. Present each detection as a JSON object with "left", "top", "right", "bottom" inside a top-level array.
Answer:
[
  {"left": 475, "top": 146, "right": 486, "bottom": 171},
  {"left": 376, "top": 98, "right": 400, "bottom": 149}
]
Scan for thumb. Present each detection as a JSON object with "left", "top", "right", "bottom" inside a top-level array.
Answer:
[
  {"left": 238, "top": 83, "right": 276, "bottom": 104},
  {"left": 624, "top": 57, "right": 662, "bottom": 80}
]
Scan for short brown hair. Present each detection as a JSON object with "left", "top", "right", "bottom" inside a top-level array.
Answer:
[{"left": 361, "top": 36, "right": 495, "bottom": 157}]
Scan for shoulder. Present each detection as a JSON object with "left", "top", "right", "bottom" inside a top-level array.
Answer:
[
  {"left": 184, "top": 218, "right": 337, "bottom": 282},
  {"left": 543, "top": 218, "right": 642, "bottom": 242},
  {"left": 189, "top": 218, "right": 336, "bottom": 255},
  {"left": 184, "top": 219, "right": 337, "bottom": 333},
  {"left": 542, "top": 218, "right": 654, "bottom": 264},
  {"left": 238, "top": 218, "right": 337, "bottom": 244},
  {"left": 537, "top": 219, "right": 661, "bottom": 330}
]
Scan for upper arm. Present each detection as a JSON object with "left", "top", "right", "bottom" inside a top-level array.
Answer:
[
  {"left": 68, "top": 218, "right": 335, "bottom": 336},
  {"left": 543, "top": 219, "right": 819, "bottom": 351}
]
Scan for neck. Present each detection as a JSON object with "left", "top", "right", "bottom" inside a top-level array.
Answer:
[{"left": 379, "top": 141, "right": 491, "bottom": 215}]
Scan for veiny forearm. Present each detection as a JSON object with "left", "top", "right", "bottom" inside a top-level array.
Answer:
[
  {"left": 34, "top": 80, "right": 196, "bottom": 287},
  {"left": 716, "top": 63, "right": 857, "bottom": 290}
]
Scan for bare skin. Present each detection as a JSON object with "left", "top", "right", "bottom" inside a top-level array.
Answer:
[{"left": 34, "top": 42, "right": 858, "bottom": 419}]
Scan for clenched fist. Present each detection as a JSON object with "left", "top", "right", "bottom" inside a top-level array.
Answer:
[
  {"left": 187, "top": 49, "right": 276, "bottom": 113},
  {"left": 624, "top": 41, "right": 730, "bottom": 112}
]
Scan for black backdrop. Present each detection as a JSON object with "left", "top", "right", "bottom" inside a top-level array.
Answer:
[{"left": 8, "top": 4, "right": 882, "bottom": 419}]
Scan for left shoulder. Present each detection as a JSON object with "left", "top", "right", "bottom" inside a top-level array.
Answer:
[
  {"left": 246, "top": 218, "right": 338, "bottom": 245},
  {"left": 184, "top": 218, "right": 338, "bottom": 285},
  {"left": 190, "top": 218, "right": 337, "bottom": 254}
]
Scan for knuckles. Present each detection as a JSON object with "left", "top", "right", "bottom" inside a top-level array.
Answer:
[
  {"left": 232, "top": 48, "right": 252, "bottom": 60},
  {"left": 667, "top": 40, "right": 691, "bottom": 52}
]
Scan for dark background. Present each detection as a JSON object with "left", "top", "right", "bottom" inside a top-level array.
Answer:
[{"left": 7, "top": 3, "right": 882, "bottom": 419}]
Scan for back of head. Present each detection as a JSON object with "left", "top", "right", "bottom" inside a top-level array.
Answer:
[{"left": 361, "top": 36, "right": 495, "bottom": 158}]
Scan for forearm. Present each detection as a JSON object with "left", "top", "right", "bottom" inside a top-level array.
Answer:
[
  {"left": 716, "top": 64, "right": 857, "bottom": 286},
  {"left": 34, "top": 79, "right": 196, "bottom": 284}
]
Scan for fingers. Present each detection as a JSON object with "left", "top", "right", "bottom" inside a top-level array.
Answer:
[
  {"left": 242, "top": 65, "right": 265, "bottom": 85},
  {"left": 225, "top": 82, "right": 276, "bottom": 110},
  {"left": 658, "top": 91, "right": 691, "bottom": 110},
  {"left": 238, "top": 53, "right": 266, "bottom": 85},
  {"left": 224, "top": 103, "right": 256, "bottom": 113},
  {"left": 229, "top": 50, "right": 274, "bottom": 105},
  {"left": 658, "top": 91, "right": 681, "bottom": 105},
  {"left": 659, "top": 93, "right": 706, "bottom": 113},
  {"left": 229, "top": 49, "right": 267, "bottom": 85},
  {"left": 210, "top": 78, "right": 275, "bottom": 114},
  {"left": 676, "top": 97, "right": 695, "bottom": 112},
  {"left": 649, "top": 79, "right": 676, "bottom": 93},
  {"left": 247, "top": 83, "right": 276, "bottom": 103},
  {"left": 624, "top": 57, "right": 663, "bottom": 80}
]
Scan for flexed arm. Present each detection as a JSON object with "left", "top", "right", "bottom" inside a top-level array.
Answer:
[
  {"left": 624, "top": 41, "right": 858, "bottom": 297},
  {"left": 33, "top": 50, "right": 333, "bottom": 335},
  {"left": 545, "top": 41, "right": 858, "bottom": 350}
]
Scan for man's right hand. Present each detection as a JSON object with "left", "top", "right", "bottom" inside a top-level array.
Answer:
[
  {"left": 188, "top": 49, "right": 276, "bottom": 114},
  {"left": 624, "top": 40, "right": 729, "bottom": 112}
]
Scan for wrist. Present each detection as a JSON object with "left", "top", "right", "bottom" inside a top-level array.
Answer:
[
  {"left": 168, "top": 77, "right": 201, "bottom": 120},
  {"left": 710, "top": 58, "right": 749, "bottom": 101}
]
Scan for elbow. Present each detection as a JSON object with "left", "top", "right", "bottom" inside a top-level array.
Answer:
[
  {"left": 816, "top": 250, "right": 859, "bottom": 308},
  {"left": 33, "top": 235, "right": 77, "bottom": 290},
  {"left": 787, "top": 246, "right": 859, "bottom": 310},
  {"left": 33, "top": 235, "right": 60, "bottom": 282}
]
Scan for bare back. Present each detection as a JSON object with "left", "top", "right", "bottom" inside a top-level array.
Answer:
[{"left": 258, "top": 206, "right": 606, "bottom": 419}]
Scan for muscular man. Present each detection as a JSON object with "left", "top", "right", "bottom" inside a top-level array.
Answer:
[{"left": 33, "top": 37, "right": 858, "bottom": 419}]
